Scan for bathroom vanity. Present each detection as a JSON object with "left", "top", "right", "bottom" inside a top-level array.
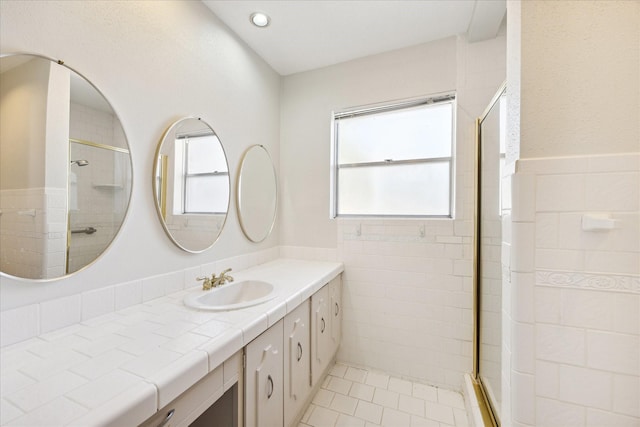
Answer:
[
  {"left": 142, "top": 273, "right": 342, "bottom": 427},
  {"left": 0, "top": 259, "right": 343, "bottom": 427}
]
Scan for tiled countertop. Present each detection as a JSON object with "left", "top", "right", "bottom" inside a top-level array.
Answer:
[{"left": 0, "top": 259, "right": 343, "bottom": 426}]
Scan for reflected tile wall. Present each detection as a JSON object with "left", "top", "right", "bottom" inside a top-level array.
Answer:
[{"left": 0, "top": 188, "right": 66, "bottom": 279}]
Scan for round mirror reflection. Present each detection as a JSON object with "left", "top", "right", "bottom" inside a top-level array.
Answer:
[
  {"left": 153, "top": 117, "right": 230, "bottom": 253},
  {"left": 0, "top": 53, "right": 133, "bottom": 280},
  {"left": 237, "top": 145, "right": 277, "bottom": 243}
]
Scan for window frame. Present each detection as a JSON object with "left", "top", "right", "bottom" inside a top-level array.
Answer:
[
  {"left": 178, "top": 132, "right": 229, "bottom": 215},
  {"left": 330, "top": 93, "right": 456, "bottom": 219}
]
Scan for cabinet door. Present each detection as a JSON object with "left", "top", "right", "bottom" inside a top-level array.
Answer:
[
  {"left": 283, "top": 300, "right": 311, "bottom": 427},
  {"left": 329, "top": 275, "right": 342, "bottom": 356},
  {"left": 245, "top": 320, "right": 284, "bottom": 427},
  {"left": 311, "top": 285, "right": 331, "bottom": 386}
]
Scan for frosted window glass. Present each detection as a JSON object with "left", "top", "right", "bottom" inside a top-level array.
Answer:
[
  {"left": 185, "top": 175, "right": 229, "bottom": 213},
  {"left": 186, "top": 135, "right": 228, "bottom": 174},
  {"left": 338, "top": 162, "right": 450, "bottom": 216},
  {"left": 338, "top": 103, "right": 452, "bottom": 164}
]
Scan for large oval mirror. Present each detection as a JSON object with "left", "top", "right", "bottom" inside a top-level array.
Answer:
[
  {"left": 237, "top": 145, "right": 277, "bottom": 243},
  {"left": 0, "top": 53, "right": 133, "bottom": 280},
  {"left": 153, "top": 117, "right": 229, "bottom": 252}
]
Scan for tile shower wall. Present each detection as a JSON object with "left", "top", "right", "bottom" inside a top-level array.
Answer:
[
  {"left": 335, "top": 219, "right": 474, "bottom": 391},
  {"left": 0, "top": 188, "right": 67, "bottom": 278},
  {"left": 506, "top": 153, "right": 640, "bottom": 426}
]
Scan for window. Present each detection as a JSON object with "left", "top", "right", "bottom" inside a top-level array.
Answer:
[
  {"left": 174, "top": 132, "right": 229, "bottom": 214},
  {"left": 331, "top": 94, "right": 455, "bottom": 217}
]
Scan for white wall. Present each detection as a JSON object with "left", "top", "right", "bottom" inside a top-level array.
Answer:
[
  {"left": 280, "top": 32, "right": 506, "bottom": 390},
  {"left": 519, "top": 0, "right": 639, "bottom": 158},
  {"left": 0, "top": 1, "right": 281, "bottom": 311},
  {"left": 504, "top": 1, "right": 640, "bottom": 426},
  {"left": 280, "top": 38, "right": 458, "bottom": 248}
]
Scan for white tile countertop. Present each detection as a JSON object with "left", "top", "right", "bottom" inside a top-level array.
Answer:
[{"left": 0, "top": 259, "right": 343, "bottom": 426}]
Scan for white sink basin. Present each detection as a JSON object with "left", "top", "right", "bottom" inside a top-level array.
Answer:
[{"left": 184, "top": 280, "right": 276, "bottom": 311}]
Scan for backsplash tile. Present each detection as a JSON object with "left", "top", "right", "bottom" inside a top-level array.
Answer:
[
  {"left": 0, "top": 305, "right": 39, "bottom": 347},
  {"left": 81, "top": 287, "right": 115, "bottom": 321},
  {"left": 0, "top": 247, "right": 279, "bottom": 348},
  {"left": 114, "top": 279, "right": 143, "bottom": 311},
  {"left": 40, "top": 295, "right": 82, "bottom": 335}
]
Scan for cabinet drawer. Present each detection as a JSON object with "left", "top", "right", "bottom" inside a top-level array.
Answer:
[{"left": 139, "top": 365, "right": 223, "bottom": 427}]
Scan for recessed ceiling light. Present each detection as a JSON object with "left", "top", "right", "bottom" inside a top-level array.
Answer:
[{"left": 250, "top": 12, "right": 270, "bottom": 28}]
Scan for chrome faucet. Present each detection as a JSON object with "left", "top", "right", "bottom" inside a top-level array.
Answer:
[{"left": 197, "top": 268, "right": 234, "bottom": 290}]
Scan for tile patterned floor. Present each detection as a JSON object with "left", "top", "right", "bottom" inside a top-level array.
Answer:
[{"left": 299, "top": 363, "right": 469, "bottom": 427}]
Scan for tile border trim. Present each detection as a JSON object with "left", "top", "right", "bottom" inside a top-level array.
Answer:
[{"left": 536, "top": 270, "right": 640, "bottom": 294}]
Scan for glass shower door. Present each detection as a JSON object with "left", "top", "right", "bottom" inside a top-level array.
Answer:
[
  {"left": 475, "top": 83, "right": 506, "bottom": 425},
  {"left": 67, "top": 139, "right": 131, "bottom": 274}
]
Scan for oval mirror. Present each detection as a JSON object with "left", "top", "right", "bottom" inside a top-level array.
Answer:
[
  {"left": 0, "top": 53, "right": 133, "bottom": 280},
  {"left": 237, "top": 145, "right": 277, "bottom": 243},
  {"left": 153, "top": 117, "right": 230, "bottom": 252}
]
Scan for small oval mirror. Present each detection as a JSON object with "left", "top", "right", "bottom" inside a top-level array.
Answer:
[
  {"left": 153, "top": 117, "right": 229, "bottom": 252},
  {"left": 0, "top": 53, "right": 133, "bottom": 280},
  {"left": 237, "top": 145, "right": 277, "bottom": 243}
]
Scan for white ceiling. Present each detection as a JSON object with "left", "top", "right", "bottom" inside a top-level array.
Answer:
[{"left": 202, "top": 0, "right": 506, "bottom": 76}]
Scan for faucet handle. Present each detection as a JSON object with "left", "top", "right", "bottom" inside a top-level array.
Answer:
[
  {"left": 222, "top": 268, "right": 233, "bottom": 282},
  {"left": 196, "top": 276, "right": 213, "bottom": 290}
]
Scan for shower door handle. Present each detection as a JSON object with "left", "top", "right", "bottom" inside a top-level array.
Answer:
[{"left": 71, "top": 226, "right": 97, "bottom": 235}]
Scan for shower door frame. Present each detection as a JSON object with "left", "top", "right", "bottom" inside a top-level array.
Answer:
[
  {"left": 472, "top": 81, "right": 506, "bottom": 427},
  {"left": 66, "top": 138, "right": 130, "bottom": 274}
]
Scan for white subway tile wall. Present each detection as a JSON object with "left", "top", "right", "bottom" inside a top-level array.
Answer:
[
  {"left": 333, "top": 217, "right": 474, "bottom": 391},
  {"left": 506, "top": 152, "right": 640, "bottom": 426}
]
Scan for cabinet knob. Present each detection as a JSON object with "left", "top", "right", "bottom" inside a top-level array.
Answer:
[
  {"left": 297, "top": 342, "right": 303, "bottom": 361},
  {"left": 335, "top": 302, "right": 340, "bottom": 316},
  {"left": 320, "top": 317, "right": 325, "bottom": 333},
  {"left": 267, "top": 375, "right": 274, "bottom": 399}
]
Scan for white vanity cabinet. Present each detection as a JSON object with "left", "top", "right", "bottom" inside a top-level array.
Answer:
[
  {"left": 329, "top": 276, "right": 342, "bottom": 357},
  {"left": 242, "top": 272, "right": 343, "bottom": 427},
  {"left": 311, "top": 285, "right": 332, "bottom": 386},
  {"left": 311, "top": 277, "right": 342, "bottom": 388},
  {"left": 283, "top": 301, "right": 311, "bottom": 427},
  {"left": 245, "top": 319, "right": 284, "bottom": 427}
]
